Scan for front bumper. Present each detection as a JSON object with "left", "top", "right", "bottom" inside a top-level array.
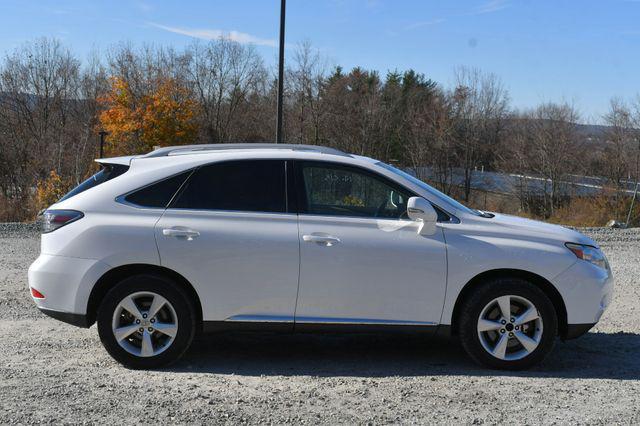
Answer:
[
  {"left": 563, "top": 323, "right": 596, "bottom": 340},
  {"left": 553, "top": 259, "right": 614, "bottom": 328},
  {"left": 28, "top": 254, "right": 111, "bottom": 323}
]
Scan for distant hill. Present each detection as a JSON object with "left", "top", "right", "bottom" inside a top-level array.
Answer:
[{"left": 575, "top": 123, "right": 611, "bottom": 142}]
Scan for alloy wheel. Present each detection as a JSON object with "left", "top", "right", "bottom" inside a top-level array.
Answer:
[
  {"left": 476, "top": 295, "right": 543, "bottom": 361},
  {"left": 111, "top": 291, "right": 178, "bottom": 357}
]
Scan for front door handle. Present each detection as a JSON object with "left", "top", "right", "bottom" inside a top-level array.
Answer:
[
  {"left": 162, "top": 227, "right": 200, "bottom": 240},
  {"left": 302, "top": 234, "right": 341, "bottom": 246}
]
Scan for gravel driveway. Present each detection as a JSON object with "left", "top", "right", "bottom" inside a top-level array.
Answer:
[{"left": 1, "top": 224, "right": 639, "bottom": 424}]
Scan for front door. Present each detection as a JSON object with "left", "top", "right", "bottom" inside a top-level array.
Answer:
[
  {"left": 155, "top": 159, "right": 300, "bottom": 326},
  {"left": 294, "top": 161, "right": 447, "bottom": 326}
]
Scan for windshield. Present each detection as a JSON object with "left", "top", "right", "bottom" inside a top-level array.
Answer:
[{"left": 375, "top": 162, "right": 482, "bottom": 216}]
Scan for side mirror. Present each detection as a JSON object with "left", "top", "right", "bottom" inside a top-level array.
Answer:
[{"left": 407, "top": 197, "right": 438, "bottom": 235}]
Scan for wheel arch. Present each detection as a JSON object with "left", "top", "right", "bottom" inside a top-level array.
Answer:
[
  {"left": 86, "top": 264, "right": 203, "bottom": 330},
  {"left": 450, "top": 268, "right": 568, "bottom": 338}
]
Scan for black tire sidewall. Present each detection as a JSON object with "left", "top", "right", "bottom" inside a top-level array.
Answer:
[
  {"left": 97, "top": 274, "right": 196, "bottom": 369},
  {"left": 459, "top": 278, "right": 558, "bottom": 370}
]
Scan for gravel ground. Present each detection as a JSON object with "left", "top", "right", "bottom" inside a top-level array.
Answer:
[{"left": 1, "top": 223, "right": 639, "bottom": 424}]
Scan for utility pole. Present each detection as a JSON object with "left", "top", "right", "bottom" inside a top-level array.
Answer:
[
  {"left": 275, "top": 0, "right": 286, "bottom": 143},
  {"left": 626, "top": 182, "right": 639, "bottom": 228},
  {"left": 99, "top": 130, "right": 108, "bottom": 158}
]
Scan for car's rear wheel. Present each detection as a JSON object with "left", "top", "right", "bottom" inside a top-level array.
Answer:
[
  {"left": 458, "top": 278, "right": 557, "bottom": 370},
  {"left": 97, "top": 274, "right": 196, "bottom": 369}
]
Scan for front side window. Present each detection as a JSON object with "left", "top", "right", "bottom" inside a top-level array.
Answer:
[
  {"left": 171, "top": 160, "right": 286, "bottom": 213},
  {"left": 375, "top": 161, "right": 481, "bottom": 217},
  {"left": 299, "top": 162, "right": 411, "bottom": 219}
]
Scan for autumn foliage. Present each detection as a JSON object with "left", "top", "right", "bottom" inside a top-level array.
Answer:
[
  {"left": 98, "top": 77, "right": 198, "bottom": 156},
  {"left": 35, "top": 170, "right": 73, "bottom": 212}
]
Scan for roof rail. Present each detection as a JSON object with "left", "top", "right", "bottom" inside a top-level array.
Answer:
[{"left": 141, "top": 143, "right": 350, "bottom": 158}]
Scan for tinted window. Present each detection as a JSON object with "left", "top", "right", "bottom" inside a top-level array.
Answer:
[
  {"left": 59, "top": 164, "right": 129, "bottom": 203},
  {"left": 300, "top": 162, "right": 412, "bottom": 219},
  {"left": 172, "top": 160, "right": 286, "bottom": 213},
  {"left": 124, "top": 171, "right": 191, "bottom": 208}
]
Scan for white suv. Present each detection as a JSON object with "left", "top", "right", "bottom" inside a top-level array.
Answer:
[{"left": 28, "top": 144, "right": 613, "bottom": 369}]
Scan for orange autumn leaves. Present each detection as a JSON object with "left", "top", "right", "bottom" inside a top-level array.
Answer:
[
  {"left": 34, "top": 170, "right": 73, "bottom": 212},
  {"left": 98, "top": 77, "right": 198, "bottom": 156}
]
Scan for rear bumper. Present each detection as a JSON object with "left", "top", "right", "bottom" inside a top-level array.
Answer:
[
  {"left": 28, "top": 254, "right": 111, "bottom": 317},
  {"left": 38, "top": 307, "right": 90, "bottom": 328}
]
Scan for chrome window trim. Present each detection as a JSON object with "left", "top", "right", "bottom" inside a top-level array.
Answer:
[
  {"left": 162, "top": 207, "right": 298, "bottom": 218},
  {"left": 225, "top": 315, "right": 293, "bottom": 323},
  {"left": 115, "top": 168, "right": 195, "bottom": 210},
  {"left": 294, "top": 317, "right": 437, "bottom": 326}
]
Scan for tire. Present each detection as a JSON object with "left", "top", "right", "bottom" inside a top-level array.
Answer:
[
  {"left": 97, "top": 274, "right": 197, "bottom": 369},
  {"left": 458, "top": 277, "right": 557, "bottom": 370}
]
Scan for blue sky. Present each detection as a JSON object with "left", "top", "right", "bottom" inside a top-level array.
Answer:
[{"left": 0, "top": 0, "right": 638, "bottom": 122}]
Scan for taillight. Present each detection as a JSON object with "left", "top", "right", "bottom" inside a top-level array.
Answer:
[
  {"left": 30, "top": 287, "right": 45, "bottom": 299},
  {"left": 41, "top": 209, "right": 84, "bottom": 233}
]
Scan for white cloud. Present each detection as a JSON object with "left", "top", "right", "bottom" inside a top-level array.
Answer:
[
  {"left": 149, "top": 22, "right": 277, "bottom": 47},
  {"left": 136, "top": 1, "right": 153, "bottom": 12},
  {"left": 404, "top": 18, "right": 446, "bottom": 31},
  {"left": 471, "top": 0, "right": 509, "bottom": 15}
]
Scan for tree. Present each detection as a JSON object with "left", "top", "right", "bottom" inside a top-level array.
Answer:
[
  {"left": 322, "top": 67, "right": 383, "bottom": 156},
  {"left": 186, "top": 39, "right": 266, "bottom": 143},
  {"left": 603, "top": 98, "right": 635, "bottom": 189},
  {"left": 450, "top": 67, "right": 509, "bottom": 201},
  {"left": 529, "top": 103, "right": 581, "bottom": 216},
  {"left": 98, "top": 76, "right": 198, "bottom": 156},
  {"left": 288, "top": 41, "right": 328, "bottom": 145},
  {"left": 0, "top": 38, "right": 96, "bottom": 220},
  {"left": 34, "top": 170, "right": 73, "bottom": 212}
]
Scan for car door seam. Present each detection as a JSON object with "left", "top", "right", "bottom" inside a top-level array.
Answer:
[{"left": 437, "top": 225, "right": 449, "bottom": 326}]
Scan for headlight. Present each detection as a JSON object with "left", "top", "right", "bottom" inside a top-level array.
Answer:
[{"left": 565, "top": 243, "right": 609, "bottom": 270}]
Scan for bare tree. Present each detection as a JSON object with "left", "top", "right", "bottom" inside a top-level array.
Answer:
[
  {"left": 450, "top": 67, "right": 510, "bottom": 201},
  {"left": 287, "top": 41, "right": 328, "bottom": 145},
  {"left": 603, "top": 98, "right": 634, "bottom": 189},
  {"left": 186, "top": 39, "right": 266, "bottom": 143},
  {"left": 529, "top": 103, "right": 581, "bottom": 216},
  {"left": 0, "top": 38, "right": 84, "bottom": 217}
]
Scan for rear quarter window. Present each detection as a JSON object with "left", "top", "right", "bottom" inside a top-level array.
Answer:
[{"left": 123, "top": 171, "right": 192, "bottom": 208}]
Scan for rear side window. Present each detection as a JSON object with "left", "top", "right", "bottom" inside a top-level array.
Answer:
[
  {"left": 124, "top": 171, "right": 192, "bottom": 208},
  {"left": 171, "top": 160, "right": 286, "bottom": 213},
  {"left": 59, "top": 164, "right": 129, "bottom": 203}
]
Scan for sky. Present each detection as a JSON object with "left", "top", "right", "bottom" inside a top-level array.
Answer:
[{"left": 0, "top": 0, "right": 638, "bottom": 122}]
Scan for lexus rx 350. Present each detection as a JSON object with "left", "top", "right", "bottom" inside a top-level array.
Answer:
[{"left": 28, "top": 144, "right": 613, "bottom": 369}]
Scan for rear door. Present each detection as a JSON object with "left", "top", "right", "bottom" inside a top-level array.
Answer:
[
  {"left": 294, "top": 161, "right": 448, "bottom": 327},
  {"left": 154, "top": 159, "right": 300, "bottom": 327}
]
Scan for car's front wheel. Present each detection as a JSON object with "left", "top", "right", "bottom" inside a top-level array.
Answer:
[
  {"left": 458, "top": 278, "right": 557, "bottom": 370},
  {"left": 97, "top": 274, "right": 196, "bottom": 369}
]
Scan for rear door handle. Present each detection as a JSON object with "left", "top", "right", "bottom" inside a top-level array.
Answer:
[
  {"left": 162, "top": 227, "right": 200, "bottom": 240},
  {"left": 302, "top": 234, "right": 341, "bottom": 246}
]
